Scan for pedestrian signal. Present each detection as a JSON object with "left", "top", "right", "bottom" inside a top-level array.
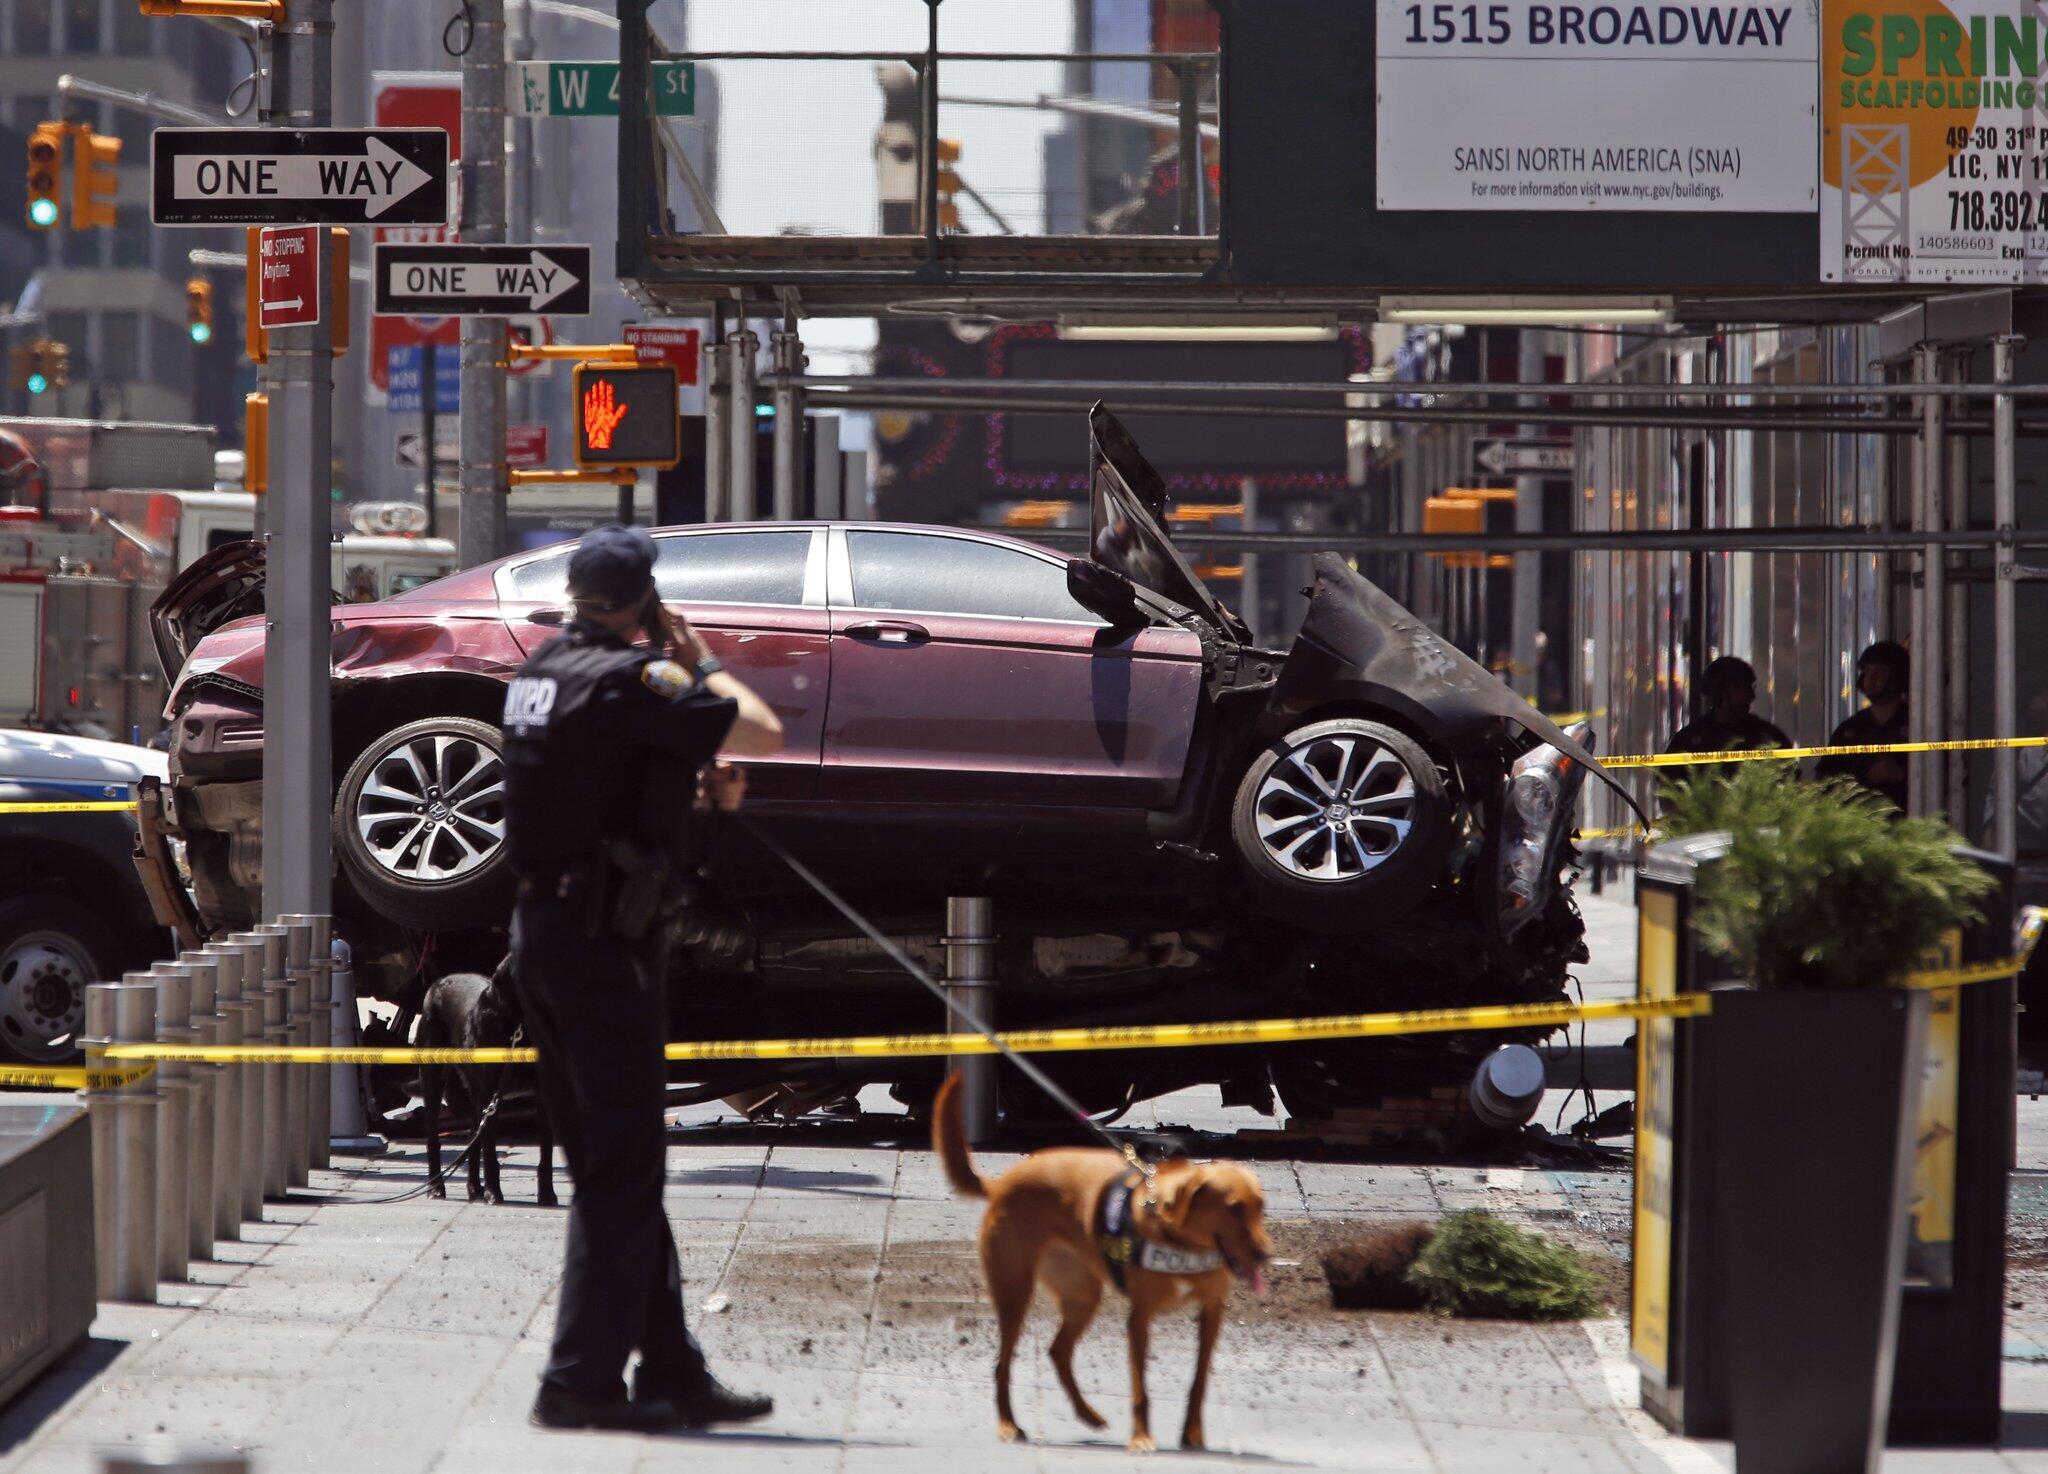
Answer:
[{"left": 573, "top": 363, "right": 679, "bottom": 469}]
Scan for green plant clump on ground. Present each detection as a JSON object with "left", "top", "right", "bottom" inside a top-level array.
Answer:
[
  {"left": 1658, "top": 763, "right": 1996, "bottom": 992},
  {"left": 1404, "top": 1210, "right": 1603, "bottom": 1321}
]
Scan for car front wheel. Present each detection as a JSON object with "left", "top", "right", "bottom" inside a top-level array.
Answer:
[
  {"left": 334, "top": 715, "right": 515, "bottom": 932},
  {"left": 1229, "top": 717, "right": 1451, "bottom": 929}
]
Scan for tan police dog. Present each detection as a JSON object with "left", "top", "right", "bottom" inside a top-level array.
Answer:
[{"left": 932, "top": 1073, "right": 1272, "bottom": 1452}]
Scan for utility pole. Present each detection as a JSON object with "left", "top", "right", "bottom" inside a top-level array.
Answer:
[
  {"left": 508, "top": 0, "right": 537, "bottom": 432},
  {"left": 729, "top": 318, "right": 758, "bottom": 520},
  {"left": 261, "top": 0, "right": 335, "bottom": 920},
  {"left": 458, "top": 0, "right": 509, "bottom": 566}
]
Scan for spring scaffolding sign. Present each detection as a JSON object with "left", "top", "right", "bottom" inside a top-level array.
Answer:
[{"left": 1824, "top": 0, "right": 2048, "bottom": 281}]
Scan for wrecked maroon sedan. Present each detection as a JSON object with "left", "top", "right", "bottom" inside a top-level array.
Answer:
[{"left": 146, "top": 408, "right": 1626, "bottom": 1113}]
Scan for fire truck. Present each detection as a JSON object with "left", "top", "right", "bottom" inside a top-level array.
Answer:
[{"left": 0, "top": 417, "right": 456, "bottom": 743}]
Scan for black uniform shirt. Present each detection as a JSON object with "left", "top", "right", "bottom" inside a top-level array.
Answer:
[
  {"left": 501, "top": 618, "right": 737, "bottom": 873},
  {"left": 1665, "top": 711, "right": 1790, "bottom": 757},
  {"left": 1815, "top": 701, "right": 1910, "bottom": 810}
]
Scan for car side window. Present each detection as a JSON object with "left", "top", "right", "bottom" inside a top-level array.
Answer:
[
  {"left": 846, "top": 531, "right": 1103, "bottom": 624},
  {"left": 506, "top": 550, "right": 572, "bottom": 601},
  {"left": 504, "top": 531, "right": 811, "bottom": 606},
  {"left": 653, "top": 531, "right": 810, "bottom": 606}
]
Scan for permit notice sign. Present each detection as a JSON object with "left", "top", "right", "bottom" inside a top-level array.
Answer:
[{"left": 1373, "top": 0, "right": 1819, "bottom": 212}]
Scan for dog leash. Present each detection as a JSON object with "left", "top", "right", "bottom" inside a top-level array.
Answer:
[{"left": 735, "top": 816, "right": 1163, "bottom": 1206}]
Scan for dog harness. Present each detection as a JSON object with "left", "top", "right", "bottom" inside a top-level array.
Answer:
[{"left": 1095, "top": 1168, "right": 1225, "bottom": 1291}]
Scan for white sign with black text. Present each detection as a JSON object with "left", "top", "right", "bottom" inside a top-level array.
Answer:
[{"left": 1374, "top": 0, "right": 1819, "bottom": 211}]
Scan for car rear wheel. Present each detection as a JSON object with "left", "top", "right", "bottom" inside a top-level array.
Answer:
[
  {"left": 0, "top": 896, "right": 116, "bottom": 1065},
  {"left": 1229, "top": 717, "right": 1451, "bottom": 929},
  {"left": 335, "top": 715, "right": 515, "bottom": 932}
]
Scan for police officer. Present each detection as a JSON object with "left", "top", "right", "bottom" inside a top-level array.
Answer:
[
  {"left": 1816, "top": 640, "right": 1910, "bottom": 810},
  {"left": 504, "top": 526, "right": 783, "bottom": 1432},
  {"left": 1665, "top": 656, "right": 1789, "bottom": 765}
]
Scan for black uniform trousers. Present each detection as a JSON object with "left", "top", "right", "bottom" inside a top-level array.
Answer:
[{"left": 514, "top": 890, "right": 708, "bottom": 1402}]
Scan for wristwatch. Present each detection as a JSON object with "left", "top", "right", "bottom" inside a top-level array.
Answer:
[{"left": 691, "top": 654, "right": 725, "bottom": 681}]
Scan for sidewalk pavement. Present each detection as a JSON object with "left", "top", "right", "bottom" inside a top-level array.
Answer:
[{"left": 7, "top": 890, "right": 2048, "bottom": 1473}]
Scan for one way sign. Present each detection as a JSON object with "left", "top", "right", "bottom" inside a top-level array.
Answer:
[
  {"left": 1471, "top": 437, "right": 1573, "bottom": 478},
  {"left": 151, "top": 128, "right": 449, "bottom": 226},
  {"left": 373, "top": 243, "right": 592, "bottom": 317}
]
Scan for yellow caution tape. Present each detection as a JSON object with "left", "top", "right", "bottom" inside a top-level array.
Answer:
[
  {"left": 0, "top": 1062, "right": 156, "bottom": 1089},
  {"left": 0, "top": 800, "right": 140, "bottom": 814},
  {"left": 1604, "top": 734, "right": 2048, "bottom": 771},
  {"left": 89, "top": 942, "right": 2033, "bottom": 1068}
]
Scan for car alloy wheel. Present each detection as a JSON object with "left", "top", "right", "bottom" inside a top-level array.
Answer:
[
  {"left": 0, "top": 928, "right": 92, "bottom": 1064},
  {"left": 1252, "top": 730, "right": 1419, "bottom": 882},
  {"left": 352, "top": 730, "right": 506, "bottom": 883}
]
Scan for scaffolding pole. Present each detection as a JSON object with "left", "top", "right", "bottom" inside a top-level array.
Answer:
[{"left": 1994, "top": 336, "right": 2022, "bottom": 862}]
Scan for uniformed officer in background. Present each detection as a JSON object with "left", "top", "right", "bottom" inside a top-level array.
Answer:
[{"left": 503, "top": 526, "right": 784, "bottom": 1433}]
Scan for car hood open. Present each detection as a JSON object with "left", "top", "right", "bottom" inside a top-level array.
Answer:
[
  {"left": 1280, "top": 554, "right": 1641, "bottom": 815},
  {"left": 1086, "top": 404, "right": 1253, "bottom": 646},
  {"left": 150, "top": 537, "right": 267, "bottom": 683}
]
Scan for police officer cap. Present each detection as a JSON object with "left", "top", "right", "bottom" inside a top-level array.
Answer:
[
  {"left": 566, "top": 525, "right": 657, "bottom": 611},
  {"left": 1701, "top": 656, "right": 1756, "bottom": 695}
]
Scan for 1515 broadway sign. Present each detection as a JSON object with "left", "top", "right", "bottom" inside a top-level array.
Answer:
[
  {"left": 1374, "top": 0, "right": 1819, "bottom": 211},
  {"left": 1823, "top": 0, "right": 2048, "bottom": 283}
]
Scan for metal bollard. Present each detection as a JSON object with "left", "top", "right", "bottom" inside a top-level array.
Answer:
[
  {"left": 199, "top": 944, "right": 243, "bottom": 1241},
  {"left": 327, "top": 935, "right": 379, "bottom": 1149},
  {"left": 176, "top": 952, "right": 222, "bottom": 1261},
  {"left": 268, "top": 920, "right": 313, "bottom": 1186},
  {"left": 148, "top": 963, "right": 195, "bottom": 1282},
  {"left": 282, "top": 914, "right": 335, "bottom": 1166},
  {"left": 249, "top": 928, "right": 289, "bottom": 1200},
  {"left": 944, "top": 896, "right": 999, "bottom": 1146},
  {"left": 219, "top": 935, "right": 269, "bottom": 1220},
  {"left": 87, "top": 978, "right": 158, "bottom": 1303}
]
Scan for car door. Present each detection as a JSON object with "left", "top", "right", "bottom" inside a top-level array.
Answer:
[
  {"left": 818, "top": 527, "right": 1203, "bottom": 809},
  {"left": 498, "top": 526, "right": 829, "bottom": 800}
]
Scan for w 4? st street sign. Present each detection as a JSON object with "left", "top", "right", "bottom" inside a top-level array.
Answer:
[{"left": 373, "top": 243, "right": 592, "bottom": 317}]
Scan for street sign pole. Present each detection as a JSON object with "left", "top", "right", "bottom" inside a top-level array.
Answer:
[
  {"left": 459, "top": 0, "right": 509, "bottom": 568},
  {"left": 420, "top": 339, "right": 438, "bottom": 538},
  {"left": 261, "top": 0, "right": 335, "bottom": 922}
]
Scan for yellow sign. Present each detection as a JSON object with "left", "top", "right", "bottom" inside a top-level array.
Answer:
[{"left": 1632, "top": 886, "right": 1679, "bottom": 1378}]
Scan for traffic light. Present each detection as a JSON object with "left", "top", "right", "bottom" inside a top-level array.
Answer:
[
  {"left": 70, "top": 128, "right": 120, "bottom": 231},
  {"left": 25, "top": 123, "right": 67, "bottom": 230},
  {"left": 572, "top": 363, "right": 679, "bottom": 469},
  {"left": 10, "top": 340, "right": 68, "bottom": 397},
  {"left": 186, "top": 278, "right": 215, "bottom": 345},
  {"left": 935, "top": 137, "right": 962, "bottom": 232}
]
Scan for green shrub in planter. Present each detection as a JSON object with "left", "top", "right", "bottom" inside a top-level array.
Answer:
[
  {"left": 1658, "top": 764, "right": 1995, "bottom": 990},
  {"left": 1404, "top": 1210, "right": 1601, "bottom": 1321}
]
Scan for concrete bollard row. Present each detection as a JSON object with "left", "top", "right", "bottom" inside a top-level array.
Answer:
[{"left": 88, "top": 915, "right": 343, "bottom": 1305}]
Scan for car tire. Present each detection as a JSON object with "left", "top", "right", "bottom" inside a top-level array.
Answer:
[
  {"left": 0, "top": 895, "right": 117, "bottom": 1065},
  {"left": 334, "top": 715, "right": 515, "bottom": 932},
  {"left": 1229, "top": 717, "right": 1451, "bottom": 930}
]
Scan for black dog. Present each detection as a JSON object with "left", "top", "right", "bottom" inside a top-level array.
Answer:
[{"left": 419, "top": 958, "right": 557, "bottom": 1206}]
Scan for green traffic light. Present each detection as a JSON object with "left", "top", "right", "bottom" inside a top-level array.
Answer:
[
  {"left": 27, "top": 198, "right": 57, "bottom": 227},
  {"left": 25, "top": 372, "right": 49, "bottom": 394},
  {"left": 189, "top": 322, "right": 212, "bottom": 345}
]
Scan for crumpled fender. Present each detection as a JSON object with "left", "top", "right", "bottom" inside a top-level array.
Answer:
[{"left": 1261, "top": 554, "right": 1640, "bottom": 815}]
